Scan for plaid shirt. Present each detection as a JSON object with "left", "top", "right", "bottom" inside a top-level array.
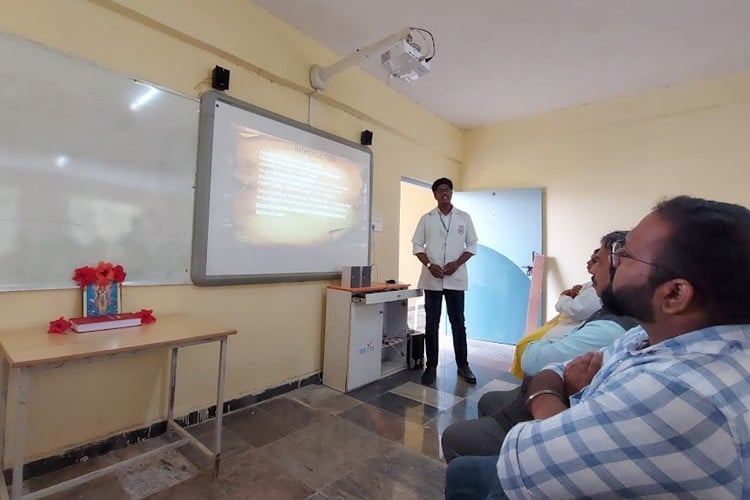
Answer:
[{"left": 497, "top": 324, "right": 750, "bottom": 499}]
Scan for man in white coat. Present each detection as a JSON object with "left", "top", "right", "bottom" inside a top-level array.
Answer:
[{"left": 412, "top": 177, "right": 479, "bottom": 385}]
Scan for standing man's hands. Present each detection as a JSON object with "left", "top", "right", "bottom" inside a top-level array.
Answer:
[
  {"left": 563, "top": 351, "right": 603, "bottom": 397},
  {"left": 429, "top": 264, "right": 445, "bottom": 278},
  {"left": 416, "top": 252, "right": 446, "bottom": 278},
  {"left": 443, "top": 261, "right": 460, "bottom": 275},
  {"left": 417, "top": 252, "right": 471, "bottom": 278}
]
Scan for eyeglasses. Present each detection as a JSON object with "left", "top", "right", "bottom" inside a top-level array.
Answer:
[{"left": 610, "top": 241, "right": 660, "bottom": 269}]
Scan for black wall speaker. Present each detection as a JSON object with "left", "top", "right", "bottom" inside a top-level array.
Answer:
[
  {"left": 211, "top": 65, "right": 230, "bottom": 91},
  {"left": 360, "top": 129, "right": 373, "bottom": 146}
]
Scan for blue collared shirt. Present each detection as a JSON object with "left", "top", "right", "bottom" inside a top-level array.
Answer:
[
  {"left": 498, "top": 324, "right": 750, "bottom": 498},
  {"left": 520, "top": 314, "right": 632, "bottom": 376}
]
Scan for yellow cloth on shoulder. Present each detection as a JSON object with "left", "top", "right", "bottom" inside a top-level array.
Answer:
[{"left": 510, "top": 315, "right": 561, "bottom": 379}]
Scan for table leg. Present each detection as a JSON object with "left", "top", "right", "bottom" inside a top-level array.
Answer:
[
  {"left": 166, "top": 348, "right": 178, "bottom": 437},
  {"left": 0, "top": 359, "right": 9, "bottom": 471},
  {"left": 11, "top": 369, "right": 29, "bottom": 500},
  {"left": 214, "top": 338, "right": 227, "bottom": 477},
  {"left": 0, "top": 359, "right": 9, "bottom": 500}
]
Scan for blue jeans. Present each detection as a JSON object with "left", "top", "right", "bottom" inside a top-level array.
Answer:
[{"left": 445, "top": 455, "right": 506, "bottom": 500}]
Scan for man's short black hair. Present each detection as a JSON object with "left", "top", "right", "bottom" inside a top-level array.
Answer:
[
  {"left": 601, "top": 230, "right": 628, "bottom": 249},
  {"left": 432, "top": 177, "right": 453, "bottom": 193},
  {"left": 651, "top": 195, "right": 750, "bottom": 324}
]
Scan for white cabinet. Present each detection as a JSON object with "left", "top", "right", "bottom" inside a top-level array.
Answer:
[{"left": 323, "top": 287, "right": 422, "bottom": 392}]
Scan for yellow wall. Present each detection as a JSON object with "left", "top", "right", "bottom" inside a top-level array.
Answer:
[
  {"left": 464, "top": 71, "right": 750, "bottom": 315},
  {"left": 0, "top": 0, "right": 462, "bottom": 463},
  {"left": 398, "top": 181, "right": 436, "bottom": 287}
]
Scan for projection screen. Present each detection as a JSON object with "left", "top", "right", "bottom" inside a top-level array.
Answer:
[{"left": 191, "top": 91, "right": 372, "bottom": 285}]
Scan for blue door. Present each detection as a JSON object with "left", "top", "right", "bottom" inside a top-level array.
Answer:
[{"left": 452, "top": 188, "right": 543, "bottom": 344}]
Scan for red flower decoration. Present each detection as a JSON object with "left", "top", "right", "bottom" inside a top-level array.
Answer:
[
  {"left": 48, "top": 316, "right": 70, "bottom": 334},
  {"left": 72, "top": 261, "right": 127, "bottom": 288},
  {"left": 72, "top": 266, "right": 96, "bottom": 287},
  {"left": 136, "top": 309, "right": 156, "bottom": 324},
  {"left": 94, "top": 261, "right": 115, "bottom": 287},
  {"left": 112, "top": 265, "right": 127, "bottom": 283}
]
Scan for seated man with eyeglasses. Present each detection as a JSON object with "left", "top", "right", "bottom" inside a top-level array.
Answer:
[
  {"left": 545, "top": 248, "right": 603, "bottom": 336},
  {"left": 446, "top": 196, "right": 750, "bottom": 499},
  {"left": 441, "top": 231, "right": 638, "bottom": 464},
  {"left": 511, "top": 248, "right": 609, "bottom": 378},
  {"left": 506, "top": 249, "right": 602, "bottom": 380}
]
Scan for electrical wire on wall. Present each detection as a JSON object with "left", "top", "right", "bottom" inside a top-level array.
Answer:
[
  {"left": 193, "top": 76, "right": 211, "bottom": 93},
  {"left": 408, "top": 27, "right": 436, "bottom": 63}
]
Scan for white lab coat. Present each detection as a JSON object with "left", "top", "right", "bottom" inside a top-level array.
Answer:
[{"left": 411, "top": 207, "right": 478, "bottom": 291}]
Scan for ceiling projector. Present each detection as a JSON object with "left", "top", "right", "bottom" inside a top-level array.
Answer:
[{"left": 380, "top": 39, "right": 430, "bottom": 82}]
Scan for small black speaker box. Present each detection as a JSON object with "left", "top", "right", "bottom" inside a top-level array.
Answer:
[
  {"left": 212, "top": 65, "right": 230, "bottom": 91},
  {"left": 360, "top": 129, "right": 373, "bottom": 146}
]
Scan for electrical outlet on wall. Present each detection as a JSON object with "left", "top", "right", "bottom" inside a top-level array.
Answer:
[{"left": 372, "top": 216, "right": 383, "bottom": 232}]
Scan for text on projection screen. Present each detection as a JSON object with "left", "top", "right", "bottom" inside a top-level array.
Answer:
[{"left": 205, "top": 102, "right": 371, "bottom": 276}]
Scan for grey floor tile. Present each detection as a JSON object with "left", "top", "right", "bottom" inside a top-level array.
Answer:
[
  {"left": 338, "top": 402, "right": 442, "bottom": 460},
  {"left": 29, "top": 447, "right": 197, "bottom": 500},
  {"left": 223, "top": 406, "right": 297, "bottom": 447},
  {"left": 304, "top": 493, "right": 330, "bottom": 500},
  {"left": 25, "top": 453, "right": 119, "bottom": 495},
  {"left": 368, "top": 443, "right": 446, "bottom": 497},
  {"left": 323, "top": 472, "right": 424, "bottom": 500},
  {"left": 399, "top": 420, "right": 443, "bottom": 461},
  {"left": 184, "top": 418, "right": 250, "bottom": 460},
  {"left": 424, "top": 399, "right": 480, "bottom": 438},
  {"left": 260, "top": 417, "right": 392, "bottom": 490},
  {"left": 288, "top": 384, "right": 361, "bottom": 415},
  {"left": 42, "top": 474, "right": 130, "bottom": 500},
  {"left": 323, "top": 445, "right": 445, "bottom": 500},
  {"left": 390, "top": 381, "right": 465, "bottom": 410},
  {"left": 366, "top": 392, "right": 441, "bottom": 424},
  {"left": 256, "top": 397, "right": 327, "bottom": 428},
  {"left": 465, "top": 377, "right": 521, "bottom": 404},
  {"left": 117, "top": 449, "right": 198, "bottom": 498},
  {"left": 149, "top": 448, "right": 313, "bottom": 500},
  {"left": 340, "top": 402, "right": 411, "bottom": 441},
  {"left": 468, "top": 340, "right": 515, "bottom": 366},
  {"left": 346, "top": 369, "right": 422, "bottom": 403}
]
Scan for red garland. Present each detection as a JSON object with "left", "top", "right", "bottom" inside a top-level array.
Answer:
[{"left": 72, "top": 261, "right": 127, "bottom": 288}]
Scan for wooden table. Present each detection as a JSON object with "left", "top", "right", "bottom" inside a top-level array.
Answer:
[{"left": 0, "top": 314, "right": 236, "bottom": 499}]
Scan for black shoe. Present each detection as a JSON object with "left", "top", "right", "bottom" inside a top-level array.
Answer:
[
  {"left": 457, "top": 365, "right": 477, "bottom": 384},
  {"left": 421, "top": 367, "right": 436, "bottom": 385}
]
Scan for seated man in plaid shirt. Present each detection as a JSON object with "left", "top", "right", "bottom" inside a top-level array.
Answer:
[{"left": 446, "top": 195, "right": 750, "bottom": 499}]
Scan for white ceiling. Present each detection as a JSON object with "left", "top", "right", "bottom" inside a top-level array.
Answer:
[{"left": 249, "top": 0, "right": 750, "bottom": 128}]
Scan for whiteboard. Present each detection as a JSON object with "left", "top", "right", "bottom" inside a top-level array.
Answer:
[{"left": 0, "top": 31, "right": 198, "bottom": 291}]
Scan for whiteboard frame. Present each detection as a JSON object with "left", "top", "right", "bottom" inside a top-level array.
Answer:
[
  {"left": 0, "top": 30, "right": 198, "bottom": 292},
  {"left": 191, "top": 91, "right": 373, "bottom": 286}
]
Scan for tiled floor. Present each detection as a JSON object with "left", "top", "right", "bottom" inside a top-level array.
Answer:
[{"left": 22, "top": 339, "right": 517, "bottom": 499}]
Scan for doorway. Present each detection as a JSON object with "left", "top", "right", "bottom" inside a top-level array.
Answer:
[{"left": 399, "top": 179, "right": 543, "bottom": 345}]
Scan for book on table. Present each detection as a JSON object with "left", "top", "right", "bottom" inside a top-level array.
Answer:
[{"left": 69, "top": 312, "right": 142, "bottom": 333}]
